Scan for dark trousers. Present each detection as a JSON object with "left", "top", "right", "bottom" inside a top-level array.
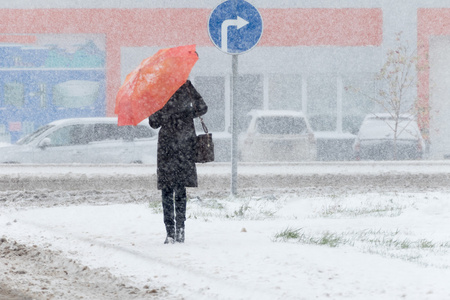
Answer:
[{"left": 161, "top": 185, "right": 187, "bottom": 237}]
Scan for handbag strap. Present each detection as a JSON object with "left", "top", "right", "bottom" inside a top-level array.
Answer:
[
  {"left": 199, "top": 116, "right": 208, "bottom": 134},
  {"left": 185, "top": 81, "right": 209, "bottom": 134}
]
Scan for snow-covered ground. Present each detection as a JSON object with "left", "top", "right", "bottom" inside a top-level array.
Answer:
[{"left": 1, "top": 162, "right": 450, "bottom": 299}]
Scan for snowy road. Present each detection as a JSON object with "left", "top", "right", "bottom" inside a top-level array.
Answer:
[{"left": 1, "top": 161, "right": 450, "bottom": 191}]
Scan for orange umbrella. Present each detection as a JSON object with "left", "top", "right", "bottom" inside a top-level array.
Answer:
[{"left": 115, "top": 44, "right": 199, "bottom": 126}]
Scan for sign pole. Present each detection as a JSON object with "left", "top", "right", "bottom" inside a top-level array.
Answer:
[
  {"left": 231, "top": 54, "right": 238, "bottom": 195},
  {"left": 207, "top": 0, "right": 263, "bottom": 196}
]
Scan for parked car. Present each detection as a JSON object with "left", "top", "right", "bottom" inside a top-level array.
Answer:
[
  {"left": 315, "top": 131, "right": 356, "bottom": 161},
  {"left": 0, "top": 117, "right": 158, "bottom": 164},
  {"left": 353, "top": 113, "right": 426, "bottom": 160},
  {"left": 239, "top": 110, "right": 317, "bottom": 162}
]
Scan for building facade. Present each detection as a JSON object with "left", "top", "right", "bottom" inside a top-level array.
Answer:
[{"left": 0, "top": 0, "right": 450, "bottom": 159}]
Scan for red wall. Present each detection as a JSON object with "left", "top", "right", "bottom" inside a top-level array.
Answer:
[
  {"left": 417, "top": 9, "right": 450, "bottom": 137},
  {"left": 0, "top": 8, "right": 382, "bottom": 116},
  {"left": 261, "top": 8, "right": 382, "bottom": 46}
]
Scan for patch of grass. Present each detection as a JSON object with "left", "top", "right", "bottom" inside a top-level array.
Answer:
[
  {"left": 314, "top": 232, "right": 344, "bottom": 247},
  {"left": 273, "top": 228, "right": 345, "bottom": 247},
  {"left": 316, "top": 197, "right": 409, "bottom": 218},
  {"left": 232, "top": 203, "right": 249, "bottom": 218},
  {"left": 229, "top": 203, "right": 250, "bottom": 218},
  {"left": 297, "top": 231, "right": 347, "bottom": 248},
  {"left": 419, "top": 239, "right": 436, "bottom": 249},
  {"left": 148, "top": 200, "right": 162, "bottom": 214},
  {"left": 273, "top": 227, "right": 302, "bottom": 242},
  {"left": 273, "top": 227, "right": 450, "bottom": 264},
  {"left": 225, "top": 202, "right": 277, "bottom": 220},
  {"left": 189, "top": 198, "right": 225, "bottom": 210},
  {"left": 187, "top": 196, "right": 281, "bottom": 221}
]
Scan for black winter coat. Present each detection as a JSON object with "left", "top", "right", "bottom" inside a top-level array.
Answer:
[{"left": 149, "top": 80, "right": 208, "bottom": 190}]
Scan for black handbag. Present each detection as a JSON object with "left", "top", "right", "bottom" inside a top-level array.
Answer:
[{"left": 196, "top": 116, "right": 214, "bottom": 163}]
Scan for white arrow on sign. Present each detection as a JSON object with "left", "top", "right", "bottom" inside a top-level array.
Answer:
[{"left": 221, "top": 16, "right": 249, "bottom": 52}]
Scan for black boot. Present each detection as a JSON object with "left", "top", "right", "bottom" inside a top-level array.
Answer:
[
  {"left": 164, "top": 226, "right": 175, "bottom": 244},
  {"left": 164, "top": 236, "right": 175, "bottom": 244},
  {"left": 176, "top": 227, "right": 185, "bottom": 243}
]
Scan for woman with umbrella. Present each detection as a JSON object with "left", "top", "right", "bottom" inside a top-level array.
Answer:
[
  {"left": 115, "top": 45, "right": 205, "bottom": 244},
  {"left": 149, "top": 80, "right": 208, "bottom": 244}
]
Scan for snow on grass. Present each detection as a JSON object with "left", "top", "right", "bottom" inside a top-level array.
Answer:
[
  {"left": 271, "top": 192, "right": 450, "bottom": 269},
  {"left": 2, "top": 190, "right": 450, "bottom": 299},
  {"left": 181, "top": 191, "right": 450, "bottom": 269}
]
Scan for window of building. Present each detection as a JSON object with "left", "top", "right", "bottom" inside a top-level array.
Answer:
[
  {"left": 268, "top": 74, "right": 302, "bottom": 111},
  {"left": 307, "top": 75, "right": 337, "bottom": 131},
  {"left": 235, "top": 74, "right": 263, "bottom": 133},
  {"left": 342, "top": 74, "right": 377, "bottom": 134},
  {"left": 191, "top": 75, "right": 263, "bottom": 134},
  {"left": 38, "top": 83, "right": 47, "bottom": 108},
  {"left": 256, "top": 116, "right": 307, "bottom": 135},
  {"left": 194, "top": 76, "right": 225, "bottom": 132},
  {"left": 52, "top": 80, "right": 100, "bottom": 108},
  {"left": 4, "top": 82, "right": 25, "bottom": 107}
]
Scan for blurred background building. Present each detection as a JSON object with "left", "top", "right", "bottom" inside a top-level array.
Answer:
[{"left": 0, "top": 0, "right": 449, "bottom": 159}]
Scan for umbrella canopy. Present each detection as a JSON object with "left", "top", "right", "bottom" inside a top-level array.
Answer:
[{"left": 115, "top": 44, "right": 199, "bottom": 126}]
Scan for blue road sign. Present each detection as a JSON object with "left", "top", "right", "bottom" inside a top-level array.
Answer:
[{"left": 208, "top": 0, "right": 263, "bottom": 55}]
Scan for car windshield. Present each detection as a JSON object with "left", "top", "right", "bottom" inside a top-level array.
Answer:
[
  {"left": 256, "top": 116, "right": 307, "bottom": 134},
  {"left": 16, "top": 125, "right": 55, "bottom": 145},
  {"left": 359, "top": 119, "right": 419, "bottom": 140}
]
